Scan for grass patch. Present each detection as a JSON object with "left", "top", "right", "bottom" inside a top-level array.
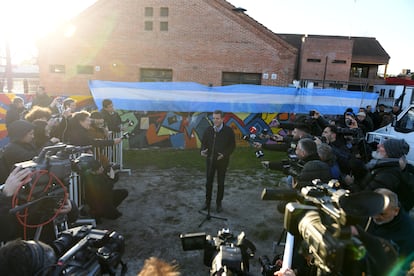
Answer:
[{"left": 123, "top": 147, "right": 286, "bottom": 172}]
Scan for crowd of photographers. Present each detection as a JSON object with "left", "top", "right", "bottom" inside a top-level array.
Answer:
[
  {"left": 253, "top": 105, "right": 414, "bottom": 275},
  {"left": 0, "top": 89, "right": 131, "bottom": 274}
]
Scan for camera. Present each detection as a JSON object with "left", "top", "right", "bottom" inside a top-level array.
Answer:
[
  {"left": 122, "top": 118, "right": 134, "bottom": 127},
  {"left": 12, "top": 144, "right": 92, "bottom": 217},
  {"left": 121, "top": 132, "right": 132, "bottom": 139},
  {"left": 258, "top": 254, "right": 281, "bottom": 276},
  {"left": 50, "top": 225, "right": 126, "bottom": 275},
  {"left": 15, "top": 144, "right": 92, "bottom": 184},
  {"left": 280, "top": 153, "right": 303, "bottom": 177},
  {"left": 180, "top": 228, "right": 256, "bottom": 275},
  {"left": 261, "top": 180, "right": 389, "bottom": 275}
]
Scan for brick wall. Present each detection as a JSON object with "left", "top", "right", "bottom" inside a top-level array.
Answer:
[
  {"left": 38, "top": 0, "right": 297, "bottom": 95},
  {"left": 300, "top": 37, "right": 353, "bottom": 86}
]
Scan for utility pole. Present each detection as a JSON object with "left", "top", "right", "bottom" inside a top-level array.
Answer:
[{"left": 5, "top": 40, "right": 13, "bottom": 92}]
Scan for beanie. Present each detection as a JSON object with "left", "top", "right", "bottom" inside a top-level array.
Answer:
[
  {"left": 7, "top": 120, "right": 35, "bottom": 142},
  {"left": 383, "top": 139, "right": 410, "bottom": 158}
]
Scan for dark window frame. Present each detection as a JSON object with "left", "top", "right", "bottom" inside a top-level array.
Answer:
[
  {"left": 222, "top": 72, "right": 261, "bottom": 86},
  {"left": 160, "top": 7, "right": 169, "bottom": 17},
  {"left": 307, "top": 58, "right": 321, "bottom": 63},
  {"left": 160, "top": 21, "right": 168, "bottom": 31},
  {"left": 144, "top": 21, "right": 153, "bottom": 31},
  {"left": 145, "top": 7, "right": 153, "bottom": 17},
  {"left": 140, "top": 68, "right": 173, "bottom": 82},
  {"left": 49, "top": 64, "right": 66, "bottom": 73},
  {"left": 76, "top": 65, "right": 94, "bottom": 75}
]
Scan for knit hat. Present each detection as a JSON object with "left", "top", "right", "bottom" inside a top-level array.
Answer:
[
  {"left": 383, "top": 139, "right": 410, "bottom": 158},
  {"left": 7, "top": 120, "right": 35, "bottom": 142}
]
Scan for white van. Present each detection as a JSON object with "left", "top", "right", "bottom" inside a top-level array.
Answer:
[{"left": 366, "top": 104, "right": 414, "bottom": 164}]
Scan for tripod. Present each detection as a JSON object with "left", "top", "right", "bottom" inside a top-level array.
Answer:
[{"left": 198, "top": 203, "right": 227, "bottom": 227}]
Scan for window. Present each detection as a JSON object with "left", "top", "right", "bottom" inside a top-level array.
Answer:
[
  {"left": 397, "top": 108, "right": 414, "bottom": 131},
  {"left": 160, "top": 7, "right": 169, "bottom": 17},
  {"left": 145, "top": 21, "right": 153, "bottom": 31},
  {"left": 329, "top": 83, "right": 343, "bottom": 89},
  {"left": 222, "top": 72, "right": 261, "bottom": 86},
  {"left": 332, "top": 60, "right": 346, "bottom": 64},
  {"left": 379, "top": 88, "right": 386, "bottom": 97},
  {"left": 160, "top": 22, "right": 168, "bottom": 31},
  {"left": 140, "top": 68, "right": 172, "bottom": 82},
  {"left": 49, "top": 64, "right": 65, "bottom": 73},
  {"left": 389, "top": 89, "right": 395, "bottom": 98},
  {"left": 350, "top": 64, "right": 369, "bottom": 78},
  {"left": 145, "top": 7, "right": 153, "bottom": 17},
  {"left": 77, "top": 65, "right": 94, "bottom": 74},
  {"left": 307, "top": 58, "right": 321, "bottom": 63}
]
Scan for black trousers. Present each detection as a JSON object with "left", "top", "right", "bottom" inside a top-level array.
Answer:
[{"left": 205, "top": 158, "right": 229, "bottom": 205}]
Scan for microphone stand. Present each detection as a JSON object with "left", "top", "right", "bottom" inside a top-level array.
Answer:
[{"left": 198, "top": 128, "right": 227, "bottom": 227}]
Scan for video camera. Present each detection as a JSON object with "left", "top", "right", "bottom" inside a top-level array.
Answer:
[
  {"left": 12, "top": 144, "right": 92, "bottom": 217},
  {"left": 180, "top": 228, "right": 256, "bottom": 275},
  {"left": 47, "top": 225, "right": 126, "bottom": 275},
  {"left": 280, "top": 152, "right": 303, "bottom": 177},
  {"left": 242, "top": 126, "right": 270, "bottom": 158},
  {"left": 15, "top": 143, "right": 92, "bottom": 185},
  {"left": 261, "top": 180, "right": 386, "bottom": 275}
]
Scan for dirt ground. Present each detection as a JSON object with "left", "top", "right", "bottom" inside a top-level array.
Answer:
[{"left": 98, "top": 167, "right": 286, "bottom": 276}]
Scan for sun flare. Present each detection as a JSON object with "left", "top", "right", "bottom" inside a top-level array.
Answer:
[{"left": 0, "top": 0, "right": 96, "bottom": 64}]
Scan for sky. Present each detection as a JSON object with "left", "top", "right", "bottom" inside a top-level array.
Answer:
[
  {"left": 0, "top": 0, "right": 412, "bottom": 75},
  {"left": 228, "top": 0, "right": 414, "bottom": 75}
]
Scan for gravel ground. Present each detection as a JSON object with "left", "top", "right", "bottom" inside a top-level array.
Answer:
[{"left": 98, "top": 167, "right": 285, "bottom": 276}]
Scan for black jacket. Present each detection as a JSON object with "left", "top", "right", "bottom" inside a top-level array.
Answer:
[
  {"left": 201, "top": 125, "right": 235, "bottom": 162},
  {"left": 67, "top": 120, "right": 115, "bottom": 148},
  {"left": 295, "top": 153, "right": 332, "bottom": 189},
  {"left": 101, "top": 109, "right": 122, "bottom": 132},
  {"left": 367, "top": 208, "right": 414, "bottom": 257},
  {"left": 5, "top": 104, "right": 24, "bottom": 128},
  {"left": 3, "top": 141, "right": 39, "bottom": 173}
]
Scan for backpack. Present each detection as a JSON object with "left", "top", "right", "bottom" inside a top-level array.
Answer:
[{"left": 399, "top": 163, "right": 414, "bottom": 212}]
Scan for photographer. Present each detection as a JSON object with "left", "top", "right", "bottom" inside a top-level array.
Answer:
[
  {"left": 49, "top": 98, "right": 77, "bottom": 142},
  {"left": 292, "top": 138, "right": 332, "bottom": 190},
  {"left": 79, "top": 156, "right": 128, "bottom": 220},
  {"left": 365, "top": 188, "right": 414, "bottom": 258},
  {"left": 67, "top": 111, "right": 122, "bottom": 148},
  {"left": 101, "top": 99, "right": 123, "bottom": 133},
  {"left": 0, "top": 166, "right": 78, "bottom": 245},
  {"left": 354, "top": 139, "right": 412, "bottom": 212},
  {"left": 5, "top": 96, "right": 26, "bottom": 129},
  {"left": 0, "top": 239, "right": 57, "bottom": 276},
  {"left": 2, "top": 120, "right": 39, "bottom": 174},
  {"left": 314, "top": 125, "right": 367, "bottom": 186}
]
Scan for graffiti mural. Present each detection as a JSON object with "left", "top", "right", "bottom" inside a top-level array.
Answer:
[
  {"left": 0, "top": 93, "right": 292, "bottom": 149},
  {"left": 118, "top": 111, "right": 293, "bottom": 149}
]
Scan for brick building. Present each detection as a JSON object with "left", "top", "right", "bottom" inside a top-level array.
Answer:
[
  {"left": 37, "top": 0, "right": 389, "bottom": 96},
  {"left": 279, "top": 34, "right": 390, "bottom": 91},
  {"left": 37, "top": 0, "right": 297, "bottom": 95}
]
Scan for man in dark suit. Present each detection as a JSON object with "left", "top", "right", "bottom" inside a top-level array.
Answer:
[{"left": 201, "top": 110, "right": 235, "bottom": 213}]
